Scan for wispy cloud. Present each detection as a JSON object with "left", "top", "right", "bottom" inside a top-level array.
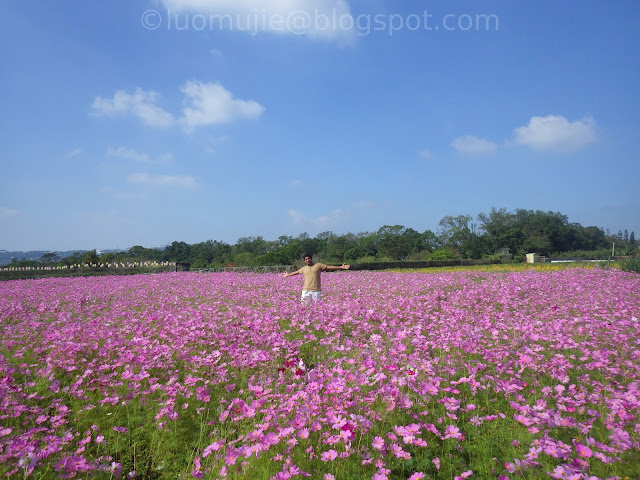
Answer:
[
  {"left": 287, "top": 179, "right": 304, "bottom": 187},
  {"left": 0, "top": 207, "right": 19, "bottom": 217},
  {"left": 91, "top": 82, "right": 264, "bottom": 131},
  {"left": 512, "top": 115, "right": 596, "bottom": 152},
  {"left": 91, "top": 88, "right": 175, "bottom": 127},
  {"left": 288, "top": 208, "right": 344, "bottom": 227},
  {"left": 66, "top": 148, "right": 85, "bottom": 158},
  {"left": 418, "top": 149, "right": 434, "bottom": 160},
  {"left": 451, "top": 135, "right": 497, "bottom": 155},
  {"left": 127, "top": 173, "right": 197, "bottom": 188},
  {"left": 106, "top": 146, "right": 172, "bottom": 164}
]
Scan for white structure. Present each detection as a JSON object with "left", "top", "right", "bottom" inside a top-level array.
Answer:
[{"left": 525, "top": 253, "right": 546, "bottom": 264}]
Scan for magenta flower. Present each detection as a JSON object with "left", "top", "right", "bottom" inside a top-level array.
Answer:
[
  {"left": 372, "top": 436, "right": 385, "bottom": 450},
  {"left": 454, "top": 471, "right": 473, "bottom": 480},
  {"left": 202, "top": 441, "right": 224, "bottom": 458},
  {"left": 444, "top": 425, "right": 461, "bottom": 439},
  {"left": 572, "top": 440, "right": 593, "bottom": 458},
  {"left": 320, "top": 449, "right": 338, "bottom": 462}
]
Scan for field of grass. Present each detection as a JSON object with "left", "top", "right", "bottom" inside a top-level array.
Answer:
[{"left": 1, "top": 268, "right": 639, "bottom": 479}]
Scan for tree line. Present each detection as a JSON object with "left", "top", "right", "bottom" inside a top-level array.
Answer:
[{"left": 16, "top": 208, "right": 638, "bottom": 269}]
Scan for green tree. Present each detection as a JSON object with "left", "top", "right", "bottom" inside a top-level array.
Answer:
[
  {"left": 60, "top": 251, "right": 84, "bottom": 266},
  {"left": 83, "top": 250, "right": 100, "bottom": 264},
  {"left": 377, "top": 225, "right": 425, "bottom": 260},
  {"left": 163, "top": 241, "right": 191, "bottom": 263},
  {"left": 232, "top": 251, "right": 257, "bottom": 266},
  {"left": 100, "top": 252, "right": 123, "bottom": 264},
  {"left": 40, "top": 252, "right": 60, "bottom": 264},
  {"left": 437, "top": 215, "right": 483, "bottom": 259}
]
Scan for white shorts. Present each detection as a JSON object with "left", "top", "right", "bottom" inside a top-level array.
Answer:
[{"left": 301, "top": 290, "right": 321, "bottom": 304}]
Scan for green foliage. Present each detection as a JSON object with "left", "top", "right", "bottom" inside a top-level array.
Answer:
[
  {"left": 60, "top": 251, "right": 85, "bottom": 265},
  {"left": 83, "top": 249, "right": 100, "bottom": 264},
  {"left": 7, "top": 208, "right": 635, "bottom": 270},
  {"left": 40, "top": 252, "right": 61, "bottom": 264},
  {"left": 619, "top": 256, "right": 640, "bottom": 274},
  {"left": 8, "top": 258, "right": 39, "bottom": 267},
  {"left": 548, "top": 249, "right": 612, "bottom": 259},
  {"left": 162, "top": 241, "right": 191, "bottom": 263},
  {"left": 426, "top": 249, "right": 456, "bottom": 261}
]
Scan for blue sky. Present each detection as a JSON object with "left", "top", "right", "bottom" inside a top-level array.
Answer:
[{"left": 1, "top": 0, "right": 638, "bottom": 251}]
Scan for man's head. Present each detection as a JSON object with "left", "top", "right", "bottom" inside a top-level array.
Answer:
[{"left": 303, "top": 253, "right": 313, "bottom": 266}]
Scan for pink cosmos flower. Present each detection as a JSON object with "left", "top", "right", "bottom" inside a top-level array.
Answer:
[
  {"left": 372, "top": 436, "right": 385, "bottom": 450},
  {"left": 433, "top": 457, "right": 441, "bottom": 470},
  {"left": 203, "top": 441, "right": 224, "bottom": 458},
  {"left": 320, "top": 449, "right": 338, "bottom": 462},
  {"left": 444, "top": 425, "right": 461, "bottom": 439},
  {"left": 454, "top": 470, "right": 472, "bottom": 480},
  {"left": 573, "top": 441, "right": 592, "bottom": 458},
  {"left": 408, "top": 473, "right": 426, "bottom": 480},
  {"left": 390, "top": 444, "right": 404, "bottom": 458}
]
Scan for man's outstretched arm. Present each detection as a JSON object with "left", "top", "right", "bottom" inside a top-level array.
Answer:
[
  {"left": 283, "top": 270, "right": 301, "bottom": 278},
  {"left": 326, "top": 264, "right": 350, "bottom": 271}
]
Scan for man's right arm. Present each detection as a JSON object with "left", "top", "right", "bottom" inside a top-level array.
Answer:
[{"left": 283, "top": 269, "right": 301, "bottom": 278}]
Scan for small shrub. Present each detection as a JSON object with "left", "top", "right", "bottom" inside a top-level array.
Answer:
[
  {"left": 426, "top": 249, "right": 456, "bottom": 261},
  {"left": 619, "top": 256, "right": 640, "bottom": 273}
]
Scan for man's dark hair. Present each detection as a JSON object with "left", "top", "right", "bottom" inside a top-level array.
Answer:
[{"left": 303, "top": 253, "right": 313, "bottom": 259}]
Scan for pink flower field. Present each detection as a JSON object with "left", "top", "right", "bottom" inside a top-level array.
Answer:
[{"left": 1, "top": 269, "right": 639, "bottom": 479}]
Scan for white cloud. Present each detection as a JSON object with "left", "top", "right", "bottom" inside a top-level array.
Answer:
[
  {"left": 418, "top": 149, "right": 433, "bottom": 160},
  {"left": 287, "top": 179, "right": 304, "bottom": 187},
  {"left": 66, "top": 148, "right": 85, "bottom": 158},
  {"left": 288, "top": 209, "right": 306, "bottom": 224},
  {"left": 91, "top": 88, "right": 175, "bottom": 128},
  {"left": 0, "top": 207, "right": 19, "bottom": 217},
  {"left": 106, "top": 146, "right": 172, "bottom": 164},
  {"left": 107, "top": 146, "right": 151, "bottom": 163},
  {"left": 180, "top": 81, "right": 265, "bottom": 130},
  {"left": 159, "top": 0, "right": 355, "bottom": 40},
  {"left": 91, "top": 82, "right": 263, "bottom": 131},
  {"left": 451, "top": 136, "right": 497, "bottom": 155},
  {"left": 127, "top": 173, "right": 197, "bottom": 188},
  {"left": 513, "top": 115, "right": 596, "bottom": 152},
  {"left": 288, "top": 208, "right": 343, "bottom": 227},
  {"left": 209, "top": 48, "right": 223, "bottom": 57}
]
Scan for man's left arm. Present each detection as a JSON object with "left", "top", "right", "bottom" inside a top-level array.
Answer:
[{"left": 326, "top": 264, "right": 350, "bottom": 271}]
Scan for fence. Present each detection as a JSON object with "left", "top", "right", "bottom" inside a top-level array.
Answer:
[
  {"left": 196, "top": 265, "right": 294, "bottom": 273},
  {"left": 0, "top": 262, "right": 176, "bottom": 281}
]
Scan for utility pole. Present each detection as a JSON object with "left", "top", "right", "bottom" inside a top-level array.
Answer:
[{"left": 612, "top": 242, "right": 615, "bottom": 258}]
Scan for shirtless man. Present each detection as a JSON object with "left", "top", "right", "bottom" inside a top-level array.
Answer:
[{"left": 283, "top": 253, "right": 350, "bottom": 304}]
